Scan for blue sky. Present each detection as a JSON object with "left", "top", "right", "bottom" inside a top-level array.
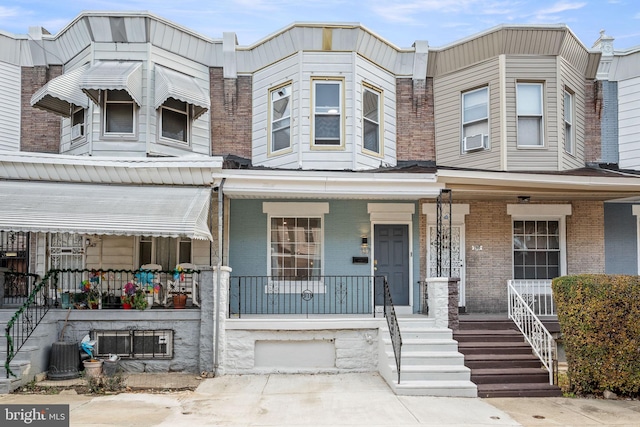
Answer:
[{"left": 1, "top": 1, "right": 639, "bottom": 50}]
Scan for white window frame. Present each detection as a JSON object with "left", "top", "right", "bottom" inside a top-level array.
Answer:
[
  {"left": 268, "top": 82, "right": 292, "bottom": 155},
  {"left": 516, "top": 82, "right": 544, "bottom": 147},
  {"left": 507, "top": 204, "right": 571, "bottom": 279},
  {"left": 461, "top": 86, "right": 489, "bottom": 152},
  {"left": 362, "top": 83, "right": 383, "bottom": 156},
  {"left": 311, "top": 78, "right": 344, "bottom": 149},
  {"left": 159, "top": 98, "right": 190, "bottom": 145},
  {"left": 102, "top": 89, "right": 136, "bottom": 137},
  {"left": 263, "top": 202, "right": 329, "bottom": 293},
  {"left": 71, "top": 106, "right": 86, "bottom": 142},
  {"left": 564, "top": 90, "right": 574, "bottom": 155}
]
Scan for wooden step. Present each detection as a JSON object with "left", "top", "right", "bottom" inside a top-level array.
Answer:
[
  {"left": 457, "top": 341, "right": 534, "bottom": 355},
  {"left": 471, "top": 367, "right": 550, "bottom": 384},
  {"left": 477, "top": 382, "right": 562, "bottom": 398},
  {"left": 463, "top": 353, "right": 542, "bottom": 369}
]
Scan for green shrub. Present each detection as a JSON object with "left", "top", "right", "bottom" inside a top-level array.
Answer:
[{"left": 552, "top": 274, "right": 640, "bottom": 396}]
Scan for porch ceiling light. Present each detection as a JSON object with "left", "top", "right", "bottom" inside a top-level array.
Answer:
[{"left": 361, "top": 237, "right": 369, "bottom": 255}]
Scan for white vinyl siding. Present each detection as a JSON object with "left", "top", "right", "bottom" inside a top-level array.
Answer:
[
  {"left": 516, "top": 83, "right": 544, "bottom": 147},
  {"left": 252, "top": 51, "right": 397, "bottom": 170},
  {"left": 0, "top": 61, "right": 21, "bottom": 151},
  {"left": 617, "top": 76, "right": 640, "bottom": 170}
]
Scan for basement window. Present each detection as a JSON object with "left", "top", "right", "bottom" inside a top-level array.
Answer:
[{"left": 92, "top": 329, "right": 173, "bottom": 359}]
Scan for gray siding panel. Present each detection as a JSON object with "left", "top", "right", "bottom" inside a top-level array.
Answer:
[
  {"left": 434, "top": 57, "right": 501, "bottom": 170},
  {"left": 601, "top": 81, "right": 619, "bottom": 164},
  {"left": 604, "top": 203, "right": 637, "bottom": 275}
]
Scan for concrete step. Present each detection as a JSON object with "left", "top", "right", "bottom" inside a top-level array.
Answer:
[
  {"left": 394, "top": 328, "right": 453, "bottom": 341},
  {"left": 392, "top": 350, "right": 466, "bottom": 366},
  {"left": 392, "top": 379, "right": 478, "bottom": 397},
  {"left": 395, "top": 364, "right": 471, "bottom": 382},
  {"left": 389, "top": 338, "right": 459, "bottom": 353}
]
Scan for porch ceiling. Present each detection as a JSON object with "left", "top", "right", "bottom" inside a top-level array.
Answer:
[{"left": 0, "top": 181, "right": 213, "bottom": 240}]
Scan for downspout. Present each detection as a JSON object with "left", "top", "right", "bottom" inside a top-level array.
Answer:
[{"left": 213, "top": 178, "right": 225, "bottom": 376}]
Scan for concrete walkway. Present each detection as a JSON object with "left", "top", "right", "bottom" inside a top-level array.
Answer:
[{"left": 1, "top": 373, "right": 639, "bottom": 426}]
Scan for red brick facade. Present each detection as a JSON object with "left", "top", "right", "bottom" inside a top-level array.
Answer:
[
  {"left": 584, "top": 80, "right": 602, "bottom": 163},
  {"left": 396, "top": 78, "right": 435, "bottom": 161},
  {"left": 210, "top": 68, "right": 253, "bottom": 159},
  {"left": 21, "top": 66, "right": 62, "bottom": 153}
]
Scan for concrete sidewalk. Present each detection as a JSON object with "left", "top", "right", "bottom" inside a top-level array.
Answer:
[{"left": 1, "top": 373, "right": 639, "bottom": 426}]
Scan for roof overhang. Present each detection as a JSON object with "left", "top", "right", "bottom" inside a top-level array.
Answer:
[
  {"left": 0, "top": 151, "right": 223, "bottom": 185},
  {"left": 214, "top": 170, "right": 443, "bottom": 199},
  {"left": 437, "top": 169, "right": 640, "bottom": 201},
  {"left": 80, "top": 61, "right": 143, "bottom": 105},
  {"left": 30, "top": 64, "right": 90, "bottom": 116},
  {"left": 154, "top": 65, "right": 210, "bottom": 120},
  {"left": 0, "top": 181, "right": 213, "bottom": 240}
]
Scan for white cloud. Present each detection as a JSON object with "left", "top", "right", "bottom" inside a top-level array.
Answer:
[{"left": 533, "top": 1, "right": 586, "bottom": 20}]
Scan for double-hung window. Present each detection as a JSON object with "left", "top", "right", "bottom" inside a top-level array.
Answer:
[
  {"left": 104, "top": 90, "right": 135, "bottom": 135},
  {"left": 71, "top": 107, "right": 85, "bottom": 141},
  {"left": 513, "top": 220, "right": 560, "bottom": 279},
  {"left": 270, "top": 217, "right": 322, "bottom": 279},
  {"left": 160, "top": 98, "right": 189, "bottom": 144},
  {"left": 564, "top": 90, "right": 574, "bottom": 155},
  {"left": 269, "top": 83, "right": 292, "bottom": 153},
  {"left": 312, "top": 78, "right": 343, "bottom": 147},
  {"left": 516, "top": 83, "right": 544, "bottom": 147},
  {"left": 461, "top": 87, "right": 489, "bottom": 152},
  {"left": 362, "top": 84, "right": 382, "bottom": 155}
]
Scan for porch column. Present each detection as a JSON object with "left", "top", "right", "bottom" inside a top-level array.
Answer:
[
  {"left": 212, "top": 266, "right": 232, "bottom": 376},
  {"left": 426, "top": 277, "right": 459, "bottom": 330}
]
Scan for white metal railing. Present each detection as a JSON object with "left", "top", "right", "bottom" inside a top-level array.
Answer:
[
  {"left": 508, "top": 281, "right": 557, "bottom": 384},
  {"left": 509, "top": 279, "right": 555, "bottom": 316}
]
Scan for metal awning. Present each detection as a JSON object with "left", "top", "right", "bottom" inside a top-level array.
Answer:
[
  {"left": 0, "top": 181, "right": 212, "bottom": 240},
  {"left": 80, "top": 61, "right": 143, "bottom": 106},
  {"left": 154, "top": 65, "right": 210, "bottom": 120},
  {"left": 30, "top": 64, "right": 90, "bottom": 117}
]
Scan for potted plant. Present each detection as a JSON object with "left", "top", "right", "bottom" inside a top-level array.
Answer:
[
  {"left": 171, "top": 266, "right": 188, "bottom": 309},
  {"left": 132, "top": 289, "right": 148, "bottom": 310},
  {"left": 122, "top": 282, "right": 136, "bottom": 309}
]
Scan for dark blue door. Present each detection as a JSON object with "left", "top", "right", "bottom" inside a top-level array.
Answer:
[{"left": 374, "top": 224, "right": 409, "bottom": 306}]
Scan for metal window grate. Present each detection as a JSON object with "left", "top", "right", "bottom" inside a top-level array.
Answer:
[{"left": 92, "top": 329, "right": 173, "bottom": 359}]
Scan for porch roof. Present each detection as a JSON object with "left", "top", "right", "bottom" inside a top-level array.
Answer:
[{"left": 0, "top": 181, "right": 213, "bottom": 240}]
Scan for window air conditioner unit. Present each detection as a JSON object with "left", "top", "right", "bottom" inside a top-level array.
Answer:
[
  {"left": 71, "top": 123, "right": 84, "bottom": 139},
  {"left": 463, "top": 134, "right": 486, "bottom": 152}
]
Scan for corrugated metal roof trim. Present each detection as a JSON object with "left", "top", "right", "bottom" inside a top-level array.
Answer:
[
  {"left": 30, "top": 64, "right": 90, "bottom": 116},
  {"left": 80, "top": 61, "right": 143, "bottom": 105},
  {"left": 0, "top": 181, "right": 213, "bottom": 240},
  {"left": 154, "top": 65, "right": 210, "bottom": 120}
]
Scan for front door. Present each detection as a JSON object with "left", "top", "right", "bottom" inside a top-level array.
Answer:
[
  {"left": 428, "top": 225, "right": 465, "bottom": 307},
  {"left": 374, "top": 224, "right": 410, "bottom": 307}
]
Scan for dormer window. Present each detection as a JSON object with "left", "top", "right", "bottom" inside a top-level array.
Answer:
[
  {"left": 312, "top": 78, "right": 343, "bottom": 148},
  {"left": 160, "top": 98, "right": 189, "bottom": 143},
  {"left": 269, "top": 83, "right": 292, "bottom": 154},
  {"left": 104, "top": 90, "right": 136, "bottom": 135},
  {"left": 362, "top": 84, "right": 382, "bottom": 155}
]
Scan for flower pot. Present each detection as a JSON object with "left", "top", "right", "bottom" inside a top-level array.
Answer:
[
  {"left": 83, "top": 359, "right": 103, "bottom": 378},
  {"left": 122, "top": 303, "right": 132, "bottom": 309},
  {"left": 146, "top": 294, "right": 154, "bottom": 309},
  {"left": 173, "top": 294, "right": 187, "bottom": 309}
]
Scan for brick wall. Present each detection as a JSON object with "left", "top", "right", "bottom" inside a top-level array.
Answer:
[
  {"left": 566, "top": 201, "right": 605, "bottom": 274},
  {"left": 396, "top": 78, "right": 435, "bottom": 161},
  {"left": 210, "top": 68, "right": 252, "bottom": 159},
  {"left": 420, "top": 200, "right": 606, "bottom": 314},
  {"left": 21, "top": 66, "right": 62, "bottom": 153},
  {"left": 584, "top": 79, "right": 602, "bottom": 163}
]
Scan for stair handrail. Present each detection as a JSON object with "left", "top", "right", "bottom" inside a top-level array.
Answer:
[
  {"left": 382, "top": 276, "right": 402, "bottom": 384},
  {"left": 4, "top": 270, "right": 57, "bottom": 378},
  {"left": 507, "top": 280, "right": 557, "bottom": 385}
]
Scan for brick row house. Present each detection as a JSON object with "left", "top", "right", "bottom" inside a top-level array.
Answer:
[{"left": 1, "top": 12, "right": 639, "bottom": 395}]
